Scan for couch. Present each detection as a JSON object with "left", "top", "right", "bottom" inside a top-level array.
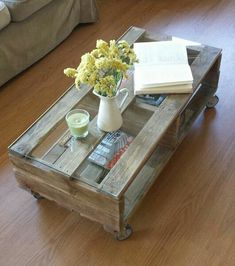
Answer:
[{"left": 0, "top": 0, "right": 98, "bottom": 87}]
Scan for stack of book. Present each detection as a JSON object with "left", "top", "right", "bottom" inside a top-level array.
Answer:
[
  {"left": 133, "top": 41, "right": 193, "bottom": 95},
  {"left": 88, "top": 130, "right": 133, "bottom": 170}
]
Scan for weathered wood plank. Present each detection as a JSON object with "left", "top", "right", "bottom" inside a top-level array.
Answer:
[
  {"left": 138, "top": 29, "right": 172, "bottom": 42},
  {"left": 31, "top": 121, "right": 68, "bottom": 159},
  {"left": 42, "top": 144, "right": 67, "bottom": 164},
  {"left": 178, "top": 83, "right": 216, "bottom": 142},
  {"left": 15, "top": 169, "right": 121, "bottom": 231},
  {"left": 124, "top": 165, "right": 155, "bottom": 218},
  {"left": 159, "top": 117, "right": 181, "bottom": 149},
  {"left": 124, "top": 145, "right": 173, "bottom": 219},
  {"left": 119, "top": 26, "right": 146, "bottom": 44},
  {"left": 191, "top": 45, "right": 222, "bottom": 89},
  {"left": 10, "top": 153, "right": 122, "bottom": 230},
  {"left": 121, "top": 100, "right": 154, "bottom": 136},
  {"left": 201, "top": 53, "right": 221, "bottom": 89},
  {"left": 9, "top": 85, "right": 91, "bottom": 156},
  {"left": 99, "top": 46, "right": 222, "bottom": 199}
]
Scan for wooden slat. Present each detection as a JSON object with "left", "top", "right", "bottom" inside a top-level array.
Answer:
[
  {"left": 159, "top": 117, "right": 181, "bottom": 149},
  {"left": 124, "top": 145, "right": 172, "bottom": 219},
  {"left": 42, "top": 144, "right": 67, "bottom": 164},
  {"left": 9, "top": 154, "right": 122, "bottom": 231},
  {"left": 31, "top": 121, "right": 69, "bottom": 159},
  {"left": 119, "top": 26, "right": 146, "bottom": 44},
  {"left": 9, "top": 85, "right": 91, "bottom": 156},
  {"left": 178, "top": 83, "right": 216, "bottom": 142},
  {"left": 191, "top": 45, "right": 222, "bottom": 89},
  {"left": 99, "top": 45, "right": 222, "bottom": 199},
  {"left": 124, "top": 165, "right": 155, "bottom": 218},
  {"left": 202, "top": 53, "right": 222, "bottom": 89},
  {"left": 15, "top": 169, "right": 122, "bottom": 231}
]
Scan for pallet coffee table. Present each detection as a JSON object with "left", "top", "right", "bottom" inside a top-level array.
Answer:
[{"left": 9, "top": 26, "right": 222, "bottom": 240}]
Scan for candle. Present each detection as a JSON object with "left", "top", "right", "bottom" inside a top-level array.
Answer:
[{"left": 66, "top": 109, "right": 89, "bottom": 138}]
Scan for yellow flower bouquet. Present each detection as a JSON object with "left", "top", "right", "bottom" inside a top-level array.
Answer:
[{"left": 64, "top": 39, "right": 138, "bottom": 97}]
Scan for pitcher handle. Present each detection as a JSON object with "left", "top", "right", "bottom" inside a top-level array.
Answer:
[{"left": 119, "top": 88, "right": 129, "bottom": 109}]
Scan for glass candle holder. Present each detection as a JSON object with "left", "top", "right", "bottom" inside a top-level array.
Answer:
[{"left": 66, "top": 109, "right": 90, "bottom": 139}]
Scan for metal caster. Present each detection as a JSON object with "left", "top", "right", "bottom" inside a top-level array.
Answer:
[
  {"left": 31, "top": 191, "right": 44, "bottom": 200},
  {"left": 206, "top": 95, "right": 219, "bottom": 108},
  {"left": 115, "top": 224, "right": 133, "bottom": 240}
]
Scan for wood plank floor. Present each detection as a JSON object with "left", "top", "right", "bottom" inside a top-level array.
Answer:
[{"left": 0, "top": 0, "right": 235, "bottom": 265}]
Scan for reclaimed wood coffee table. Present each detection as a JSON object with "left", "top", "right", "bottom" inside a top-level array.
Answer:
[{"left": 8, "top": 26, "right": 222, "bottom": 240}]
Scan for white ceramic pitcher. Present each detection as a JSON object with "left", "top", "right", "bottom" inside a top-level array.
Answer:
[{"left": 93, "top": 88, "right": 129, "bottom": 132}]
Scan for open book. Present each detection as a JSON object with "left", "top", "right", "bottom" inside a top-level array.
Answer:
[{"left": 134, "top": 41, "right": 193, "bottom": 95}]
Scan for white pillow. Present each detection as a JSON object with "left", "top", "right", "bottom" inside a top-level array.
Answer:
[{"left": 0, "top": 1, "right": 10, "bottom": 30}]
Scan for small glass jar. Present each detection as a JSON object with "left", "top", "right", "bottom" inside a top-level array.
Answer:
[{"left": 65, "top": 109, "right": 90, "bottom": 138}]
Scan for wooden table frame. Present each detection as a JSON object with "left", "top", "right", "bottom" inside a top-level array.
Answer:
[{"left": 8, "top": 26, "right": 222, "bottom": 240}]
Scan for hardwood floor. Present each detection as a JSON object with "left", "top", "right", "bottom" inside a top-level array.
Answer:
[{"left": 0, "top": 0, "right": 235, "bottom": 265}]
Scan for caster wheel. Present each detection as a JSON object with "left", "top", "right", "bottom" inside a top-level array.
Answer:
[
  {"left": 206, "top": 95, "right": 219, "bottom": 108},
  {"left": 115, "top": 224, "right": 133, "bottom": 241},
  {"left": 31, "top": 191, "right": 44, "bottom": 200}
]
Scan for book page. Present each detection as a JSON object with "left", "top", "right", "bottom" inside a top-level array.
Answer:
[
  {"left": 134, "top": 41, "right": 189, "bottom": 66},
  {"left": 133, "top": 41, "right": 193, "bottom": 90}
]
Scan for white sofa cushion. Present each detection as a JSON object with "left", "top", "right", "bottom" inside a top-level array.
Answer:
[
  {"left": 0, "top": 2, "right": 10, "bottom": 30},
  {"left": 2, "top": 0, "right": 53, "bottom": 22}
]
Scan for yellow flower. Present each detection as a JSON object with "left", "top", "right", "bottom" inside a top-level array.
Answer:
[
  {"left": 96, "top": 39, "right": 109, "bottom": 56},
  {"left": 88, "top": 70, "right": 98, "bottom": 86},
  {"left": 91, "top": 49, "right": 99, "bottom": 58},
  {"left": 64, "top": 68, "right": 77, "bottom": 78},
  {"left": 118, "top": 40, "right": 130, "bottom": 54},
  {"left": 81, "top": 53, "right": 95, "bottom": 65},
  {"left": 96, "top": 39, "right": 108, "bottom": 48},
  {"left": 63, "top": 38, "right": 138, "bottom": 97},
  {"left": 111, "top": 59, "right": 128, "bottom": 72},
  {"left": 109, "top": 40, "right": 116, "bottom": 47},
  {"left": 95, "top": 57, "right": 111, "bottom": 70},
  {"left": 109, "top": 40, "right": 119, "bottom": 57},
  {"left": 94, "top": 75, "right": 116, "bottom": 97}
]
